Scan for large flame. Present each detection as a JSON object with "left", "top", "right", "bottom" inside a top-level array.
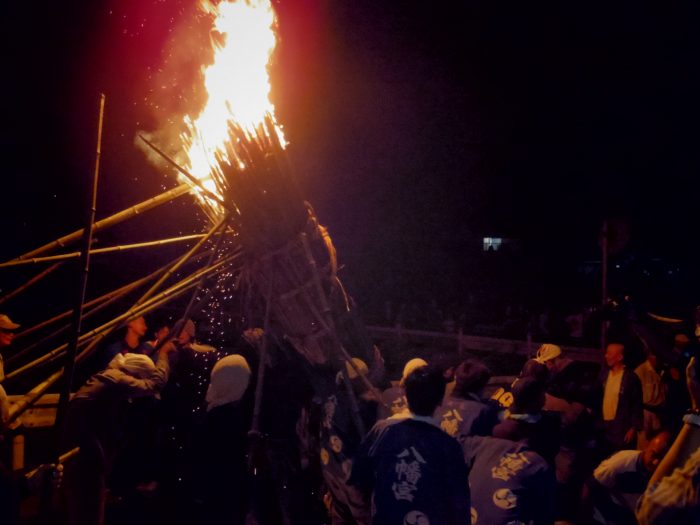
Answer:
[{"left": 183, "top": 0, "right": 284, "bottom": 215}]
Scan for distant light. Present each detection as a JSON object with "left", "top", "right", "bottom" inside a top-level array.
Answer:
[{"left": 483, "top": 237, "right": 503, "bottom": 251}]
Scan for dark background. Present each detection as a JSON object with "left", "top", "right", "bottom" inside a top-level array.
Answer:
[{"left": 2, "top": 0, "right": 700, "bottom": 331}]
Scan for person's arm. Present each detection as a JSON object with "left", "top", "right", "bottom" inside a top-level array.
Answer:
[
  {"left": 636, "top": 447, "right": 700, "bottom": 525},
  {"left": 648, "top": 358, "right": 700, "bottom": 487},
  {"left": 635, "top": 358, "right": 700, "bottom": 525}
]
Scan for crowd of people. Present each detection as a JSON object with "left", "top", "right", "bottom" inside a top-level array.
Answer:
[{"left": 1, "top": 310, "right": 700, "bottom": 525}]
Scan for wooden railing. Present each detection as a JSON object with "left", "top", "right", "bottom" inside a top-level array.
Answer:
[{"left": 366, "top": 325, "right": 600, "bottom": 363}]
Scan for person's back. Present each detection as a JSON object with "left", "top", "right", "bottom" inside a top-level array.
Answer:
[
  {"left": 437, "top": 358, "right": 498, "bottom": 438},
  {"left": 437, "top": 395, "right": 496, "bottom": 437},
  {"left": 350, "top": 366, "right": 469, "bottom": 525},
  {"left": 199, "top": 355, "right": 253, "bottom": 525},
  {"left": 464, "top": 435, "right": 555, "bottom": 525},
  {"left": 492, "top": 377, "right": 561, "bottom": 465}
]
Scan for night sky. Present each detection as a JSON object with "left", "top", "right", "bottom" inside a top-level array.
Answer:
[{"left": 2, "top": 1, "right": 700, "bottom": 323}]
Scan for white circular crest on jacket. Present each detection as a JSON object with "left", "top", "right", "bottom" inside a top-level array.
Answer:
[
  {"left": 403, "top": 510, "right": 430, "bottom": 525},
  {"left": 493, "top": 488, "right": 517, "bottom": 510}
]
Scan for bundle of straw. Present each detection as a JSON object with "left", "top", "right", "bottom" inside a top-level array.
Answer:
[{"left": 201, "top": 115, "right": 361, "bottom": 365}]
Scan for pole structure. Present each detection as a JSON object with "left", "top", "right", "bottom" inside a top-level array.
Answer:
[
  {"left": 1, "top": 253, "right": 237, "bottom": 383},
  {"left": 176, "top": 217, "right": 230, "bottom": 332},
  {"left": 601, "top": 219, "right": 608, "bottom": 358},
  {"left": 298, "top": 233, "right": 366, "bottom": 436},
  {"left": 39, "top": 93, "right": 104, "bottom": 522},
  {"left": 2, "top": 257, "right": 236, "bottom": 428},
  {"left": 133, "top": 214, "right": 230, "bottom": 311},
  {"left": 11, "top": 248, "right": 218, "bottom": 346},
  {"left": 138, "top": 135, "right": 229, "bottom": 211},
  {"left": 0, "top": 263, "right": 63, "bottom": 306},
  {"left": 0, "top": 233, "right": 219, "bottom": 268},
  {"left": 54, "top": 92, "right": 104, "bottom": 438},
  {"left": 250, "top": 277, "right": 274, "bottom": 438},
  {"left": 7, "top": 183, "right": 192, "bottom": 263}
]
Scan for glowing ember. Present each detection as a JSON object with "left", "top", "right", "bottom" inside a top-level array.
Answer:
[{"left": 183, "top": 0, "right": 285, "bottom": 214}]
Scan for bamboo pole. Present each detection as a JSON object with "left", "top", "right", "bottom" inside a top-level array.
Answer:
[
  {"left": 132, "top": 214, "right": 230, "bottom": 311},
  {"left": 176, "top": 223, "right": 229, "bottom": 334},
  {"left": 250, "top": 277, "right": 274, "bottom": 438},
  {"left": 8, "top": 257, "right": 185, "bottom": 366},
  {"left": 41, "top": 93, "right": 105, "bottom": 523},
  {"left": 296, "top": 233, "right": 369, "bottom": 436},
  {"left": 293, "top": 233, "right": 384, "bottom": 406},
  {"left": 0, "top": 263, "right": 63, "bottom": 306},
  {"left": 57, "top": 88, "right": 105, "bottom": 413},
  {"left": 2, "top": 255, "right": 236, "bottom": 383},
  {"left": 138, "top": 135, "right": 229, "bottom": 211},
  {"left": 2, "top": 258, "right": 237, "bottom": 428},
  {"left": 7, "top": 183, "right": 192, "bottom": 262},
  {"left": 3, "top": 277, "right": 199, "bottom": 429},
  {"left": 12, "top": 248, "right": 218, "bottom": 345},
  {"left": 601, "top": 219, "right": 608, "bottom": 359},
  {"left": 0, "top": 233, "right": 220, "bottom": 268},
  {"left": 73, "top": 262, "right": 230, "bottom": 366},
  {"left": 11, "top": 274, "right": 151, "bottom": 352},
  {"left": 4, "top": 370, "right": 63, "bottom": 431}
]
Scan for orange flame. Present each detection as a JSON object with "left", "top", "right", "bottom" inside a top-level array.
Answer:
[{"left": 182, "top": 0, "right": 285, "bottom": 215}]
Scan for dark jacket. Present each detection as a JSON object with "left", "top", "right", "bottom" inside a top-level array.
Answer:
[
  {"left": 600, "top": 368, "right": 643, "bottom": 451},
  {"left": 350, "top": 416, "right": 470, "bottom": 525}
]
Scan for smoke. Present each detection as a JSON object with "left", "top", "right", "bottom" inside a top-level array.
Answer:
[{"left": 135, "top": 1, "right": 218, "bottom": 173}]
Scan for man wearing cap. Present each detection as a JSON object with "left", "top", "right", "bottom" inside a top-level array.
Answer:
[
  {"left": 0, "top": 314, "right": 20, "bottom": 377},
  {"left": 536, "top": 343, "right": 573, "bottom": 376},
  {"left": 0, "top": 314, "right": 20, "bottom": 426},
  {"left": 377, "top": 358, "right": 428, "bottom": 419}
]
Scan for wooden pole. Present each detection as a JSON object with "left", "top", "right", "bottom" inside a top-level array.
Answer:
[
  {"left": 11, "top": 248, "right": 218, "bottom": 345},
  {"left": 54, "top": 91, "right": 105, "bottom": 445},
  {"left": 176, "top": 221, "right": 230, "bottom": 332},
  {"left": 39, "top": 94, "right": 104, "bottom": 523},
  {"left": 1, "top": 254, "right": 236, "bottom": 383},
  {"left": 601, "top": 219, "right": 608, "bottom": 358},
  {"left": 2, "top": 257, "right": 235, "bottom": 428},
  {"left": 0, "top": 263, "right": 63, "bottom": 306},
  {"left": 7, "top": 183, "right": 192, "bottom": 263},
  {"left": 138, "top": 134, "right": 229, "bottom": 211},
  {"left": 0, "top": 233, "right": 220, "bottom": 268},
  {"left": 250, "top": 277, "right": 274, "bottom": 437},
  {"left": 133, "top": 214, "right": 230, "bottom": 311},
  {"left": 298, "top": 233, "right": 366, "bottom": 436}
]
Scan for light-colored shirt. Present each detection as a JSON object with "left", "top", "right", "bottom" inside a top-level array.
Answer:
[
  {"left": 603, "top": 369, "right": 624, "bottom": 421},
  {"left": 594, "top": 449, "right": 643, "bottom": 489}
]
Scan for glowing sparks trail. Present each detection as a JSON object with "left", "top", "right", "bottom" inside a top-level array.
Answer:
[{"left": 183, "top": 0, "right": 285, "bottom": 214}]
